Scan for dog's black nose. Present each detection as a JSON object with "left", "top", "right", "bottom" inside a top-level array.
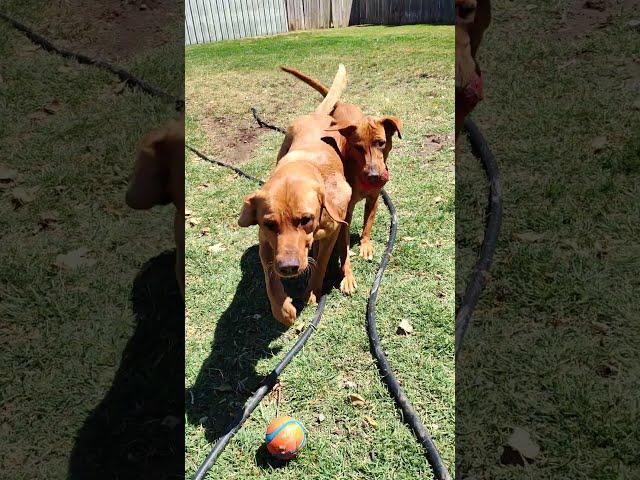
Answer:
[
  {"left": 277, "top": 259, "right": 300, "bottom": 276},
  {"left": 367, "top": 173, "right": 382, "bottom": 184}
]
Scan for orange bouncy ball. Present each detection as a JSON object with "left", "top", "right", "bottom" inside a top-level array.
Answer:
[{"left": 265, "top": 416, "right": 307, "bottom": 460}]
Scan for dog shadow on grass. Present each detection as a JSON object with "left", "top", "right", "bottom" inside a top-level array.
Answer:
[
  {"left": 185, "top": 245, "right": 300, "bottom": 444},
  {"left": 185, "top": 240, "right": 349, "bottom": 464},
  {"left": 67, "top": 250, "right": 184, "bottom": 480}
]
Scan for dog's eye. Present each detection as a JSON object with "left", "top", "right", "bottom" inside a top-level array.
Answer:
[
  {"left": 376, "top": 140, "right": 386, "bottom": 148},
  {"left": 300, "top": 216, "right": 313, "bottom": 227},
  {"left": 263, "top": 220, "right": 277, "bottom": 232}
]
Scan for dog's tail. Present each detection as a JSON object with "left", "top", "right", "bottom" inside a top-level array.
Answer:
[
  {"left": 280, "top": 66, "right": 329, "bottom": 97},
  {"left": 314, "top": 64, "right": 346, "bottom": 115}
]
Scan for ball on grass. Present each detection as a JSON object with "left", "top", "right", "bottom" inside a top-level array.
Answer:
[{"left": 265, "top": 416, "right": 307, "bottom": 460}]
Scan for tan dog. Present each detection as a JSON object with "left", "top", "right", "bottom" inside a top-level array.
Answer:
[
  {"left": 455, "top": 0, "right": 491, "bottom": 138},
  {"left": 238, "top": 65, "right": 353, "bottom": 326},
  {"left": 126, "top": 116, "right": 185, "bottom": 297},
  {"left": 280, "top": 67, "right": 402, "bottom": 277}
]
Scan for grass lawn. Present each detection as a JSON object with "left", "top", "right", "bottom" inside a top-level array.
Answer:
[
  {"left": 185, "top": 25, "right": 455, "bottom": 479},
  {"left": 0, "top": 2, "right": 182, "bottom": 478},
  {"left": 456, "top": 0, "right": 640, "bottom": 477}
]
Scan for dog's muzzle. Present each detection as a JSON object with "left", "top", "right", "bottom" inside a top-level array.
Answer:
[{"left": 360, "top": 168, "right": 389, "bottom": 191}]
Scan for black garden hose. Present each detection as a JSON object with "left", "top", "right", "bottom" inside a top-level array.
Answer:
[
  {"left": 367, "top": 189, "right": 451, "bottom": 480},
  {"left": 455, "top": 118, "right": 502, "bottom": 359}
]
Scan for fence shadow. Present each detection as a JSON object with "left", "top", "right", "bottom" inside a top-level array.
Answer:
[{"left": 67, "top": 250, "right": 184, "bottom": 480}]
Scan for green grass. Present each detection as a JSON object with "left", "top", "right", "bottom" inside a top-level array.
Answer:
[
  {"left": 185, "top": 25, "right": 454, "bottom": 479},
  {"left": 0, "top": 3, "right": 182, "bottom": 478},
  {"left": 456, "top": 0, "right": 640, "bottom": 478}
]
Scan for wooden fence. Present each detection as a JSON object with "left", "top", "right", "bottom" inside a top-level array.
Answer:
[{"left": 185, "top": 0, "right": 454, "bottom": 45}]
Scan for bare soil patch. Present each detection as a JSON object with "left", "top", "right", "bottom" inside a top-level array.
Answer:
[
  {"left": 556, "top": 0, "right": 640, "bottom": 39},
  {"left": 201, "top": 116, "right": 262, "bottom": 165},
  {"left": 422, "top": 133, "right": 454, "bottom": 157},
  {"left": 37, "top": 0, "right": 180, "bottom": 62}
]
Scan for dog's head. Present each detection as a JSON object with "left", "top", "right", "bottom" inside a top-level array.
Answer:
[
  {"left": 455, "top": 0, "right": 478, "bottom": 91},
  {"left": 455, "top": 0, "right": 490, "bottom": 137},
  {"left": 237, "top": 173, "right": 346, "bottom": 278},
  {"left": 328, "top": 115, "right": 402, "bottom": 191},
  {"left": 126, "top": 117, "right": 185, "bottom": 210}
]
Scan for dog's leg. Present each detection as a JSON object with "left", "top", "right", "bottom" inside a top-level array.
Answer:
[
  {"left": 174, "top": 209, "right": 185, "bottom": 298},
  {"left": 338, "top": 207, "right": 357, "bottom": 295},
  {"left": 305, "top": 229, "right": 340, "bottom": 305},
  {"left": 260, "top": 241, "right": 296, "bottom": 326},
  {"left": 359, "top": 195, "right": 379, "bottom": 261}
]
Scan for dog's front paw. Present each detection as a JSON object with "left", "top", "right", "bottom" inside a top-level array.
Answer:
[
  {"left": 273, "top": 297, "right": 297, "bottom": 327},
  {"left": 359, "top": 241, "right": 374, "bottom": 261},
  {"left": 340, "top": 272, "right": 357, "bottom": 295}
]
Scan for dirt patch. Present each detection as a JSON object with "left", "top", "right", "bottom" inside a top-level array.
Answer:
[
  {"left": 37, "top": 0, "right": 180, "bottom": 62},
  {"left": 201, "top": 116, "right": 263, "bottom": 165},
  {"left": 555, "top": 0, "right": 640, "bottom": 39},
  {"left": 422, "top": 133, "right": 454, "bottom": 157}
]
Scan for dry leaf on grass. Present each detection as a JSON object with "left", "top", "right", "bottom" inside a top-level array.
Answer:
[
  {"left": 187, "top": 217, "right": 201, "bottom": 227},
  {"left": 214, "top": 383, "right": 233, "bottom": 392},
  {"left": 590, "top": 135, "right": 608, "bottom": 153},
  {"left": 596, "top": 363, "right": 618, "bottom": 378},
  {"left": 29, "top": 100, "right": 62, "bottom": 121},
  {"left": 397, "top": 319, "right": 414, "bottom": 335},
  {"left": 342, "top": 379, "right": 357, "bottom": 389},
  {"left": 200, "top": 227, "right": 210, "bottom": 236},
  {"left": 293, "top": 320, "right": 305, "bottom": 333},
  {"left": 268, "top": 380, "right": 283, "bottom": 402},
  {"left": 54, "top": 247, "right": 96, "bottom": 270},
  {"left": 207, "top": 243, "right": 226, "bottom": 254},
  {"left": 500, "top": 427, "right": 540, "bottom": 466},
  {"left": 103, "top": 204, "right": 124, "bottom": 218},
  {"left": 184, "top": 208, "right": 193, "bottom": 217},
  {"left": 433, "top": 196, "right": 443, "bottom": 204},
  {"left": 160, "top": 415, "right": 180, "bottom": 428},
  {"left": 364, "top": 416, "right": 378, "bottom": 428},
  {"left": 316, "top": 413, "right": 326, "bottom": 423},
  {"left": 113, "top": 81, "right": 128, "bottom": 95},
  {"left": 513, "top": 231, "right": 544, "bottom": 243},
  {"left": 590, "top": 321, "right": 610, "bottom": 333},
  {"left": 11, "top": 187, "right": 38, "bottom": 208},
  {"left": 37, "top": 211, "right": 59, "bottom": 231},
  {"left": 0, "top": 166, "right": 18, "bottom": 183},
  {"left": 348, "top": 393, "right": 366, "bottom": 408}
]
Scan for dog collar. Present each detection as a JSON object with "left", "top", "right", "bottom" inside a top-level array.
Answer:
[{"left": 457, "top": 70, "right": 484, "bottom": 118}]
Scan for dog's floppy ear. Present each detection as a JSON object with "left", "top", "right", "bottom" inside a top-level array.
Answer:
[
  {"left": 319, "top": 191, "right": 348, "bottom": 226},
  {"left": 380, "top": 115, "right": 403, "bottom": 139},
  {"left": 125, "top": 129, "right": 171, "bottom": 210},
  {"left": 325, "top": 120, "right": 357, "bottom": 139},
  {"left": 238, "top": 192, "right": 259, "bottom": 227}
]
